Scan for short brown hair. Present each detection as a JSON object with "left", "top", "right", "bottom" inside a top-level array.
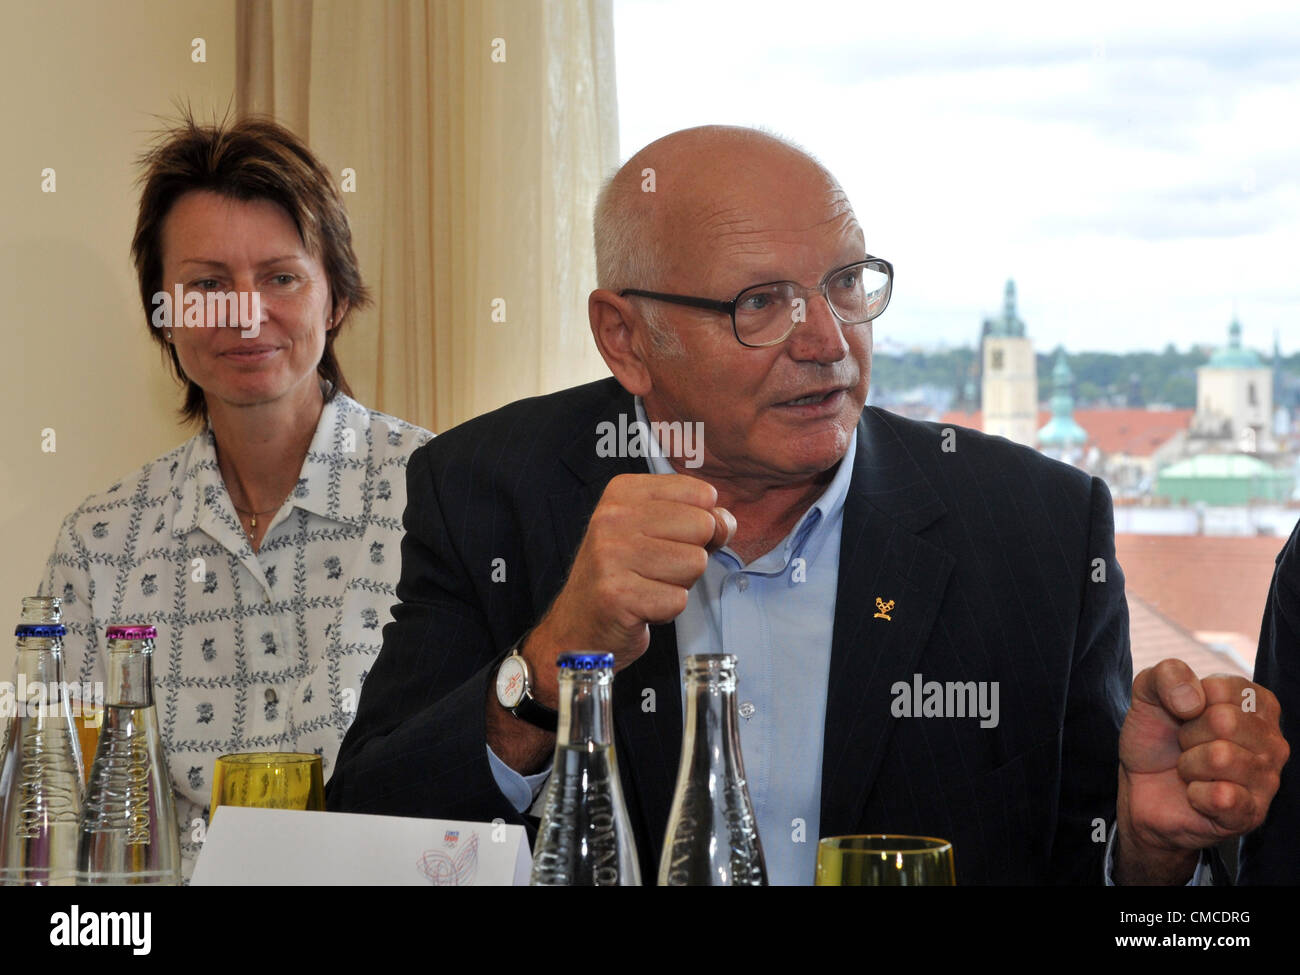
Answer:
[{"left": 132, "top": 111, "right": 370, "bottom": 423}]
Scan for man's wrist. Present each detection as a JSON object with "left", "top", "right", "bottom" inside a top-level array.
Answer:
[
  {"left": 1113, "top": 821, "right": 1201, "bottom": 885},
  {"left": 484, "top": 661, "right": 555, "bottom": 775},
  {"left": 519, "top": 624, "right": 561, "bottom": 709}
]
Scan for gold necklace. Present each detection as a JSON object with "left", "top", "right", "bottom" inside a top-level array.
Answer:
[
  {"left": 220, "top": 453, "right": 291, "bottom": 534},
  {"left": 230, "top": 499, "right": 287, "bottom": 531},
  {"left": 214, "top": 430, "right": 305, "bottom": 538}
]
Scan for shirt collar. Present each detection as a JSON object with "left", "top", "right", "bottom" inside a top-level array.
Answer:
[
  {"left": 172, "top": 391, "right": 371, "bottom": 536},
  {"left": 633, "top": 395, "right": 856, "bottom": 570}
]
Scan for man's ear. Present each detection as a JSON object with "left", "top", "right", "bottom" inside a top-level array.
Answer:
[{"left": 589, "top": 289, "right": 653, "bottom": 396}]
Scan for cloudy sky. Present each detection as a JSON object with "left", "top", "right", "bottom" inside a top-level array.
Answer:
[{"left": 613, "top": 0, "right": 1300, "bottom": 356}]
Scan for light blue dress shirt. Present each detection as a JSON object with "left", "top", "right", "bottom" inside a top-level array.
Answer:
[{"left": 637, "top": 399, "right": 852, "bottom": 886}]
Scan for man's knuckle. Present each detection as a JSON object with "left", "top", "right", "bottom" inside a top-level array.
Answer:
[{"left": 1208, "top": 739, "right": 1235, "bottom": 771}]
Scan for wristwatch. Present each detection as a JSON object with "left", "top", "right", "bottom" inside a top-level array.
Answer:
[{"left": 495, "top": 645, "right": 558, "bottom": 732}]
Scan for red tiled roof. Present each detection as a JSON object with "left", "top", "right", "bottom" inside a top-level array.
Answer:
[
  {"left": 940, "top": 409, "right": 1048, "bottom": 430},
  {"left": 938, "top": 408, "right": 1194, "bottom": 457},
  {"left": 1128, "top": 596, "right": 1250, "bottom": 680},
  {"left": 1074, "top": 409, "right": 1193, "bottom": 456},
  {"left": 1115, "top": 533, "right": 1284, "bottom": 663}
]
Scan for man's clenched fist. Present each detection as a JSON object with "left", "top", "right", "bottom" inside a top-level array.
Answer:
[
  {"left": 1116, "top": 658, "right": 1289, "bottom": 884},
  {"left": 524, "top": 473, "right": 734, "bottom": 703}
]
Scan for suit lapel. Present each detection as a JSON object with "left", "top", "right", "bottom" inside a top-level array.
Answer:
[
  {"left": 547, "top": 381, "right": 684, "bottom": 851},
  {"left": 820, "top": 408, "right": 956, "bottom": 838}
]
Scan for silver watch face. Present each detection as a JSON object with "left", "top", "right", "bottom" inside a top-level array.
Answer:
[{"left": 496, "top": 654, "right": 528, "bottom": 708}]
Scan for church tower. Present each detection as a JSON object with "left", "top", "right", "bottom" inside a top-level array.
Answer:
[
  {"left": 981, "top": 280, "right": 1038, "bottom": 446},
  {"left": 1192, "top": 318, "right": 1273, "bottom": 453}
]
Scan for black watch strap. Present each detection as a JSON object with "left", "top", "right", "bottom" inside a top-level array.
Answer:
[{"left": 512, "top": 692, "right": 558, "bottom": 734}]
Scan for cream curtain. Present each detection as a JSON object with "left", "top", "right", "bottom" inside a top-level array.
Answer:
[{"left": 236, "top": 0, "right": 618, "bottom": 432}]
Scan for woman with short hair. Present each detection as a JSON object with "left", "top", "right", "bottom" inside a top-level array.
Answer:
[{"left": 39, "top": 113, "right": 432, "bottom": 880}]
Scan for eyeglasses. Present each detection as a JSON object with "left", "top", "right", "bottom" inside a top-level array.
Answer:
[{"left": 619, "top": 256, "right": 893, "bottom": 349}]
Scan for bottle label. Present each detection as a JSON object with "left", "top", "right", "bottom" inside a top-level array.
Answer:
[
  {"left": 16, "top": 728, "right": 80, "bottom": 838},
  {"left": 585, "top": 786, "right": 619, "bottom": 886},
  {"left": 84, "top": 727, "right": 152, "bottom": 845}
]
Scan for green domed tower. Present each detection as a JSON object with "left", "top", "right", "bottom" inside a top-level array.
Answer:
[{"left": 1038, "top": 347, "right": 1088, "bottom": 460}]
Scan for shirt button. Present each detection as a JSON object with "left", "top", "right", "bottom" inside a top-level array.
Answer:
[
  {"left": 737, "top": 576, "right": 749, "bottom": 592},
  {"left": 265, "top": 689, "right": 278, "bottom": 704},
  {"left": 739, "top": 701, "right": 756, "bottom": 719}
]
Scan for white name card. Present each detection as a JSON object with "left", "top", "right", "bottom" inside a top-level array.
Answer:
[{"left": 191, "top": 807, "right": 531, "bottom": 886}]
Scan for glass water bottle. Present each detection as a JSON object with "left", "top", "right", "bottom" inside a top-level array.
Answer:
[
  {"left": 658, "top": 653, "right": 767, "bottom": 885},
  {"left": 530, "top": 652, "right": 641, "bottom": 886},
  {"left": 0, "top": 597, "right": 85, "bottom": 885},
  {"left": 76, "top": 624, "right": 180, "bottom": 885}
]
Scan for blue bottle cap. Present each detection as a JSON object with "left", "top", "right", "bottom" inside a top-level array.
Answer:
[
  {"left": 557, "top": 652, "right": 615, "bottom": 670},
  {"left": 14, "top": 624, "right": 66, "bottom": 639}
]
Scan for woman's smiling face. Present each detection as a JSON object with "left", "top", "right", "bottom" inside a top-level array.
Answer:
[{"left": 159, "top": 190, "right": 340, "bottom": 413}]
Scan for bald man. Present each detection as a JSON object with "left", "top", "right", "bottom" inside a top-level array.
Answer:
[{"left": 328, "top": 127, "right": 1287, "bottom": 885}]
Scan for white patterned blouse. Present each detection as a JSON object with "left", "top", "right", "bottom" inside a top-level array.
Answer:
[{"left": 38, "top": 391, "right": 432, "bottom": 880}]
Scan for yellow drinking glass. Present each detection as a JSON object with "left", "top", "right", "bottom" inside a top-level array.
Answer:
[
  {"left": 815, "top": 835, "right": 955, "bottom": 886},
  {"left": 210, "top": 752, "right": 325, "bottom": 813}
]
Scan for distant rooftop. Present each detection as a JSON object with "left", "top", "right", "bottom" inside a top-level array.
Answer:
[
  {"left": 1128, "top": 595, "right": 1251, "bottom": 680},
  {"left": 1038, "top": 348, "right": 1089, "bottom": 447},
  {"left": 983, "top": 279, "right": 1026, "bottom": 338},
  {"left": 1156, "top": 453, "right": 1295, "bottom": 504},
  {"left": 1206, "top": 319, "right": 1263, "bottom": 370},
  {"left": 1159, "top": 454, "right": 1281, "bottom": 479},
  {"left": 940, "top": 408, "right": 1194, "bottom": 457}
]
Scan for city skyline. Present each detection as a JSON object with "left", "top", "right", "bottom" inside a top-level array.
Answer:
[{"left": 615, "top": 0, "right": 1300, "bottom": 355}]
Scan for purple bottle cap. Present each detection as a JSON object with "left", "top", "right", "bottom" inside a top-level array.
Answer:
[{"left": 106, "top": 624, "right": 157, "bottom": 641}]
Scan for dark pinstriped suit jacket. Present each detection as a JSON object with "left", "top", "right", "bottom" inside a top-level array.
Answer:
[
  {"left": 327, "top": 377, "right": 1132, "bottom": 884},
  {"left": 1240, "top": 519, "right": 1300, "bottom": 883}
]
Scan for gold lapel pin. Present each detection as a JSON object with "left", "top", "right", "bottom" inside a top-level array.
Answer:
[{"left": 874, "top": 597, "right": 895, "bottom": 621}]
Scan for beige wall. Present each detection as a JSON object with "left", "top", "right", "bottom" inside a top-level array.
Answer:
[{"left": 0, "top": 1, "right": 237, "bottom": 669}]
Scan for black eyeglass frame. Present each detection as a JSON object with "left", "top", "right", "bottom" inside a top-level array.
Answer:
[{"left": 618, "top": 256, "right": 894, "bottom": 348}]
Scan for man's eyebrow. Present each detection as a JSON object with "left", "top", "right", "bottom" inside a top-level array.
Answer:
[
  {"left": 735, "top": 253, "right": 869, "bottom": 285},
  {"left": 177, "top": 255, "right": 306, "bottom": 269}
]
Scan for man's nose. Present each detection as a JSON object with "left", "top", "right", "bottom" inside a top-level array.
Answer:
[{"left": 786, "top": 293, "right": 848, "bottom": 363}]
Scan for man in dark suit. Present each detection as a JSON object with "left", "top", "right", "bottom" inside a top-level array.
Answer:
[
  {"left": 327, "top": 126, "right": 1286, "bottom": 884},
  {"left": 1240, "top": 519, "right": 1300, "bottom": 883}
]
